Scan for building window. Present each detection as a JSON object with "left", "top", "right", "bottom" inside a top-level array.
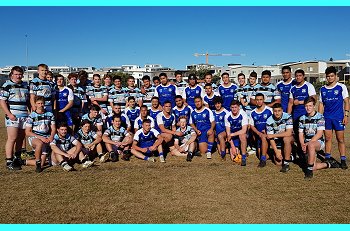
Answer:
[{"left": 308, "top": 67, "right": 313, "bottom": 72}]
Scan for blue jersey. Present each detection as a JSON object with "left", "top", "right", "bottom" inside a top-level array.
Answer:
[
  {"left": 213, "top": 109, "right": 230, "bottom": 134},
  {"left": 298, "top": 112, "right": 325, "bottom": 143},
  {"left": 141, "top": 85, "right": 156, "bottom": 108},
  {"left": 320, "top": 83, "right": 349, "bottom": 120},
  {"left": 289, "top": 81, "right": 316, "bottom": 119},
  {"left": 276, "top": 79, "right": 296, "bottom": 112},
  {"left": 0, "top": 80, "right": 29, "bottom": 118},
  {"left": 266, "top": 112, "right": 293, "bottom": 135},
  {"left": 225, "top": 109, "right": 249, "bottom": 134},
  {"left": 50, "top": 134, "right": 79, "bottom": 152},
  {"left": 172, "top": 105, "right": 192, "bottom": 125},
  {"left": 56, "top": 86, "right": 74, "bottom": 111},
  {"left": 254, "top": 83, "right": 281, "bottom": 104},
  {"left": 182, "top": 85, "right": 205, "bottom": 109},
  {"left": 86, "top": 85, "right": 108, "bottom": 109},
  {"left": 249, "top": 106, "right": 273, "bottom": 132},
  {"left": 243, "top": 84, "right": 259, "bottom": 111},
  {"left": 103, "top": 126, "right": 128, "bottom": 142},
  {"left": 154, "top": 84, "right": 179, "bottom": 107},
  {"left": 134, "top": 128, "right": 160, "bottom": 148},
  {"left": 68, "top": 85, "right": 86, "bottom": 116},
  {"left": 218, "top": 83, "right": 238, "bottom": 110},
  {"left": 149, "top": 108, "right": 162, "bottom": 132},
  {"left": 75, "top": 129, "right": 98, "bottom": 145},
  {"left": 124, "top": 107, "right": 140, "bottom": 127},
  {"left": 25, "top": 111, "right": 55, "bottom": 137},
  {"left": 189, "top": 107, "right": 214, "bottom": 131},
  {"left": 134, "top": 116, "right": 155, "bottom": 130},
  {"left": 29, "top": 77, "right": 55, "bottom": 112},
  {"left": 156, "top": 112, "right": 176, "bottom": 131},
  {"left": 108, "top": 86, "right": 128, "bottom": 111},
  {"left": 204, "top": 92, "right": 219, "bottom": 111}
]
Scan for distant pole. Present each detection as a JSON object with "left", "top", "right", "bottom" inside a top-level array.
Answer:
[{"left": 25, "top": 34, "right": 29, "bottom": 83}]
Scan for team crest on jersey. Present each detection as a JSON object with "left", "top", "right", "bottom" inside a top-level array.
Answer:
[
  {"left": 63, "top": 93, "right": 68, "bottom": 97},
  {"left": 221, "top": 90, "right": 224, "bottom": 94},
  {"left": 334, "top": 90, "right": 339, "bottom": 95},
  {"left": 302, "top": 89, "right": 306, "bottom": 93},
  {"left": 263, "top": 114, "right": 268, "bottom": 119},
  {"left": 322, "top": 91, "right": 326, "bottom": 96},
  {"left": 203, "top": 114, "right": 207, "bottom": 118},
  {"left": 159, "top": 89, "right": 163, "bottom": 93},
  {"left": 194, "top": 115, "right": 197, "bottom": 119},
  {"left": 196, "top": 90, "right": 199, "bottom": 94},
  {"left": 230, "top": 89, "right": 234, "bottom": 93},
  {"left": 219, "top": 116, "right": 223, "bottom": 120},
  {"left": 169, "top": 88, "right": 172, "bottom": 92}
]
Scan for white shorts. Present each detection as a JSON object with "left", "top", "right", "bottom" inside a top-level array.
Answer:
[
  {"left": 28, "top": 136, "right": 50, "bottom": 155},
  {"left": 5, "top": 117, "right": 27, "bottom": 129}
]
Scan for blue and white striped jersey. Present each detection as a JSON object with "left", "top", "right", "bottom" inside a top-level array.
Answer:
[
  {"left": 266, "top": 112, "right": 293, "bottom": 135},
  {"left": 103, "top": 126, "right": 128, "bottom": 142},
  {"left": 298, "top": 112, "right": 325, "bottom": 143},
  {"left": 75, "top": 129, "right": 98, "bottom": 145},
  {"left": 0, "top": 80, "right": 29, "bottom": 118},
  {"left": 29, "top": 77, "right": 55, "bottom": 112},
  {"left": 254, "top": 83, "right": 281, "bottom": 104},
  {"left": 108, "top": 86, "right": 128, "bottom": 110},
  {"left": 85, "top": 85, "right": 108, "bottom": 109},
  {"left": 25, "top": 111, "right": 55, "bottom": 137},
  {"left": 50, "top": 134, "right": 79, "bottom": 152},
  {"left": 141, "top": 85, "right": 156, "bottom": 108}
]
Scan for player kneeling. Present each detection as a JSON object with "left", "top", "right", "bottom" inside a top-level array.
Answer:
[
  {"left": 170, "top": 116, "right": 197, "bottom": 161},
  {"left": 131, "top": 119, "right": 164, "bottom": 162},
  {"left": 266, "top": 103, "right": 294, "bottom": 172},
  {"left": 25, "top": 96, "right": 56, "bottom": 172},
  {"left": 102, "top": 115, "right": 132, "bottom": 162},
  {"left": 50, "top": 122, "right": 86, "bottom": 171},
  {"left": 75, "top": 119, "right": 103, "bottom": 167}
]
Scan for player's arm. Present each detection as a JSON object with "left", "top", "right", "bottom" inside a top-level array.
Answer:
[
  {"left": 343, "top": 97, "right": 349, "bottom": 125},
  {"left": 287, "top": 98, "right": 293, "bottom": 114},
  {"left": 186, "top": 132, "right": 197, "bottom": 145},
  {"left": 174, "top": 138, "right": 180, "bottom": 150},
  {"left": 310, "top": 129, "right": 323, "bottom": 142},
  {"left": 102, "top": 132, "right": 115, "bottom": 145},
  {"left": 318, "top": 101, "right": 324, "bottom": 114},
  {"left": 50, "top": 143, "right": 70, "bottom": 158},
  {"left": 269, "top": 139, "right": 279, "bottom": 154},
  {"left": 131, "top": 140, "right": 146, "bottom": 153},
  {"left": 0, "top": 99, "right": 16, "bottom": 120},
  {"left": 151, "top": 135, "right": 164, "bottom": 150},
  {"left": 230, "top": 125, "right": 248, "bottom": 137}
]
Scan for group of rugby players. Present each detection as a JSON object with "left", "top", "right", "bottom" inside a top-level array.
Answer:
[{"left": 0, "top": 63, "right": 348, "bottom": 179}]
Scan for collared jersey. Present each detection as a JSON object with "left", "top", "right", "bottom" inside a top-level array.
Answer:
[
  {"left": 276, "top": 79, "right": 296, "bottom": 112},
  {"left": 298, "top": 112, "right": 325, "bottom": 143},
  {"left": 249, "top": 106, "right": 273, "bottom": 132},
  {"left": 0, "top": 80, "right": 29, "bottom": 118},
  {"left": 25, "top": 110, "right": 55, "bottom": 137},
  {"left": 189, "top": 107, "right": 214, "bottom": 131},
  {"left": 289, "top": 81, "right": 316, "bottom": 119},
  {"left": 29, "top": 77, "right": 55, "bottom": 112},
  {"left": 266, "top": 112, "right": 293, "bottom": 135},
  {"left": 218, "top": 83, "right": 238, "bottom": 110},
  {"left": 225, "top": 109, "right": 249, "bottom": 134}
]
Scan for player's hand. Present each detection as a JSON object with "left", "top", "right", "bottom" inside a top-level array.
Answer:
[
  {"left": 8, "top": 114, "right": 16, "bottom": 121},
  {"left": 178, "top": 147, "right": 185, "bottom": 153},
  {"left": 196, "top": 130, "right": 201, "bottom": 136},
  {"left": 301, "top": 143, "right": 307, "bottom": 153},
  {"left": 174, "top": 131, "right": 183, "bottom": 137},
  {"left": 100, "top": 108, "right": 107, "bottom": 115},
  {"left": 115, "top": 141, "right": 122, "bottom": 146},
  {"left": 207, "top": 129, "right": 214, "bottom": 136},
  {"left": 343, "top": 116, "right": 348, "bottom": 125},
  {"left": 259, "top": 132, "right": 267, "bottom": 139},
  {"left": 149, "top": 145, "right": 156, "bottom": 151},
  {"left": 293, "top": 99, "right": 300, "bottom": 105}
]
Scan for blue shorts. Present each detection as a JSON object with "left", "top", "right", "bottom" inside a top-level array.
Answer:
[
  {"left": 231, "top": 136, "right": 240, "bottom": 147},
  {"left": 215, "top": 129, "right": 226, "bottom": 137},
  {"left": 198, "top": 128, "right": 210, "bottom": 144},
  {"left": 325, "top": 118, "right": 345, "bottom": 131},
  {"left": 57, "top": 111, "right": 73, "bottom": 126}
]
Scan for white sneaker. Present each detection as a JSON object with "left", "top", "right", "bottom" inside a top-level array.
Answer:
[
  {"left": 99, "top": 152, "right": 110, "bottom": 163},
  {"left": 159, "top": 155, "right": 166, "bottom": 163},
  {"left": 82, "top": 160, "right": 94, "bottom": 168},
  {"left": 147, "top": 157, "right": 156, "bottom": 162},
  {"left": 247, "top": 148, "right": 256, "bottom": 156},
  {"left": 206, "top": 152, "right": 212, "bottom": 159},
  {"left": 62, "top": 163, "right": 73, "bottom": 172}
]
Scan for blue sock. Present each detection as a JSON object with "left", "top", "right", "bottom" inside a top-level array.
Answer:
[
  {"left": 341, "top": 156, "right": 347, "bottom": 161},
  {"left": 242, "top": 154, "right": 247, "bottom": 160},
  {"left": 207, "top": 142, "right": 214, "bottom": 153},
  {"left": 261, "top": 155, "right": 266, "bottom": 161},
  {"left": 221, "top": 151, "right": 226, "bottom": 158},
  {"left": 325, "top": 153, "right": 331, "bottom": 159},
  {"left": 159, "top": 152, "right": 164, "bottom": 156},
  {"left": 143, "top": 156, "right": 149, "bottom": 161}
]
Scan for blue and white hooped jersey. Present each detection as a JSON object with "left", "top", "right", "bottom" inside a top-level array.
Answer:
[
  {"left": 243, "top": 84, "right": 259, "bottom": 111},
  {"left": 266, "top": 112, "right": 293, "bottom": 135},
  {"left": 154, "top": 84, "right": 179, "bottom": 107},
  {"left": 123, "top": 86, "right": 142, "bottom": 103},
  {"left": 134, "top": 116, "right": 155, "bottom": 130},
  {"left": 29, "top": 77, "right": 55, "bottom": 112},
  {"left": 289, "top": 81, "right": 316, "bottom": 119},
  {"left": 0, "top": 80, "right": 29, "bottom": 118},
  {"left": 50, "top": 134, "right": 79, "bottom": 152},
  {"left": 225, "top": 109, "right": 249, "bottom": 134},
  {"left": 104, "top": 126, "right": 128, "bottom": 142},
  {"left": 56, "top": 86, "right": 74, "bottom": 111},
  {"left": 204, "top": 92, "right": 219, "bottom": 111},
  {"left": 189, "top": 107, "right": 214, "bottom": 131},
  {"left": 68, "top": 85, "right": 86, "bottom": 115},
  {"left": 156, "top": 112, "right": 176, "bottom": 131},
  {"left": 276, "top": 79, "right": 296, "bottom": 112},
  {"left": 141, "top": 85, "right": 156, "bottom": 108},
  {"left": 218, "top": 83, "right": 238, "bottom": 110},
  {"left": 81, "top": 113, "right": 103, "bottom": 131},
  {"left": 174, "top": 126, "right": 196, "bottom": 144},
  {"left": 125, "top": 107, "right": 140, "bottom": 125},
  {"left": 106, "top": 113, "right": 131, "bottom": 129},
  {"left": 75, "top": 129, "right": 98, "bottom": 145},
  {"left": 182, "top": 85, "right": 206, "bottom": 109},
  {"left": 319, "top": 83, "right": 349, "bottom": 120},
  {"left": 86, "top": 85, "right": 108, "bottom": 109},
  {"left": 134, "top": 128, "right": 160, "bottom": 148},
  {"left": 298, "top": 112, "right": 325, "bottom": 143},
  {"left": 175, "top": 81, "right": 188, "bottom": 97},
  {"left": 25, "top": 111, "right": 55, "bottom": 137},
  {"left": 172, "top": 105, "right": 193, "bottom": 124},
  {"left": 255, "top": 83, "right": 281, "bottom": 104},
  {"left": 249, "top": 106, "right": 273, "bottom": 132},
  {"left": 108, "top": 86, "right": 128, "bottom": 110},
  {"left": 213, "top": 109, "right": 230, "bottom": 134},
  {"left": 235, "top": 85, "right": 247, "bottom": 102}
]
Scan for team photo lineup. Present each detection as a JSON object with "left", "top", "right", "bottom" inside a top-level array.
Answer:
[{"left": 1, "top": 64, "right": 349, "bottom": 179}]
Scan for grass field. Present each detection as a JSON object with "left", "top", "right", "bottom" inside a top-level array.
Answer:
[{"left": 0, "top": 110, "right": 349, "bottom": 224}]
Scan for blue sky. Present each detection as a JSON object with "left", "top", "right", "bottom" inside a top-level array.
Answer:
[{"left": 0, "top": 7, "right": 349, "bottom": 69}]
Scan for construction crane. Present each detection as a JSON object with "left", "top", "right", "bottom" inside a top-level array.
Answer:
[{"left": 194, "top": 52, "right": 245, "bottom": 64}]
